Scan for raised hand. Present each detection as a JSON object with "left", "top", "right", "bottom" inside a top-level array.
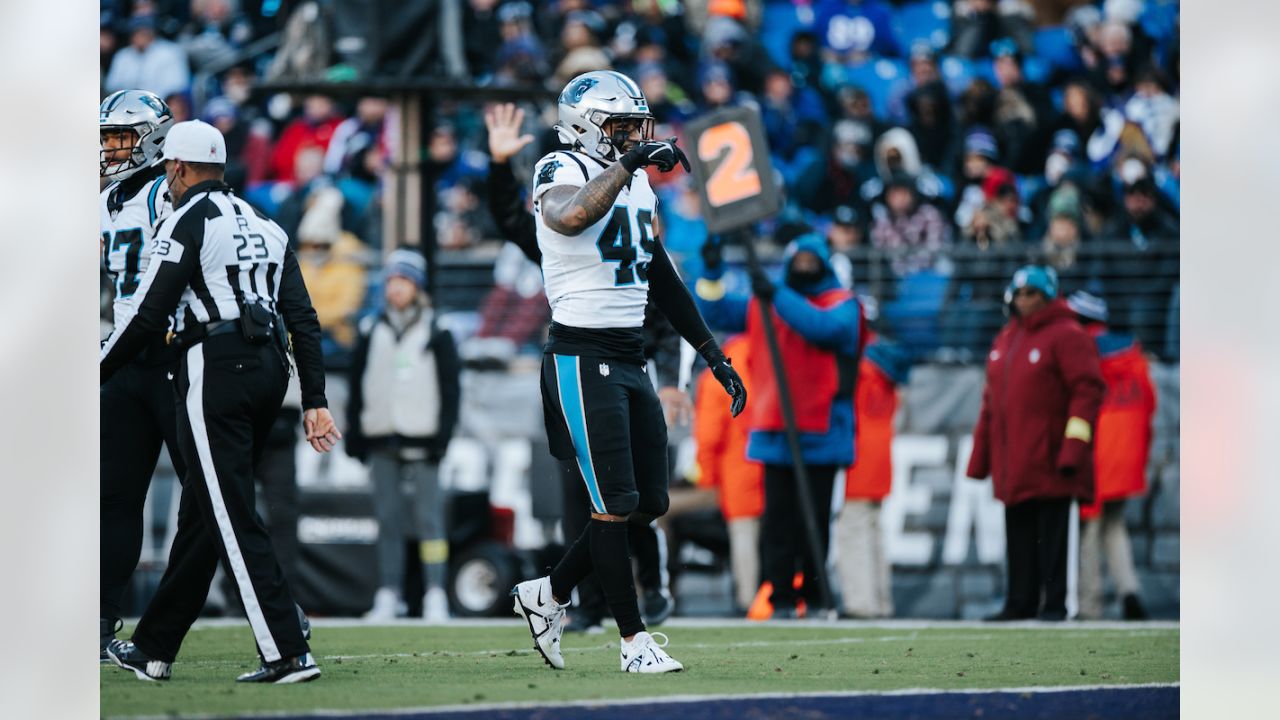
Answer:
[
  {"left": 621, "top": 136, "right": 691, "bottom": 174},
  {"left": 484, "top": 103, "right": 536, "bottom": 163}
]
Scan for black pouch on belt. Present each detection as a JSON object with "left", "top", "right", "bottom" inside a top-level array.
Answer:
[{"left": 238, "top": 302, "right": 276, "bottom": 345}]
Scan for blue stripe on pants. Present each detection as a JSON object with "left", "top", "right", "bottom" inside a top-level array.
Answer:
[{"left": 554, "top": 354, "right": 607, "bottom": 514}]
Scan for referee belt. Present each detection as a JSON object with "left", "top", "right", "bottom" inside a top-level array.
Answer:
[{"left": 172, "top": 319, "right": 240, "bottom": 349}]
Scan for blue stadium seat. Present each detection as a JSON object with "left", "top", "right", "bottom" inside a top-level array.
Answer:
[
  {"left": 883, "top": 269, "right": 949, "bottom": 356},
  {"left": 1033, "top": 26, "right": 1082, "bottom": 71},
  {"left": 891, "top": 1, "right": 952, "bottom": 53},
  {"left": 1141, "top": 0, "right": 1180, "bottom": 42},
  {"left": 1022, "top": 56, "right": 1049, "bottom": 84},
  {"left": 843, "top": 58, "right": 908, "bottom": 117},
  {"left": 760, "top": 3, "right": 809, "bottom": 69},
  {"left": 939, "top": 55, "right": 993, "bottom": 95}
]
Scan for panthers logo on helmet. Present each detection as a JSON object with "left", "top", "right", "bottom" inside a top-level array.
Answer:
[{"left": 563, "top": 77, "right": 599, "bottom": 105}]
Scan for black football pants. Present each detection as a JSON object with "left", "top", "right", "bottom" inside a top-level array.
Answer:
[
  {"left": 101, "top": 358, "right": 187, "bottom": 621},
  {"left": 131, "top": 335, "right": 308, "bottom": 664}
]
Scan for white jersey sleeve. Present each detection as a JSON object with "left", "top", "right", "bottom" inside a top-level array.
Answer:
[
  {"left": 533, "top": 150, "right": 657, "bottom": 329},
  {"left": 531, "top": 151, "right": 592, "bottom": 201},
  {"left": 101, "top": 169, "right": 173, "bottom": 335}
]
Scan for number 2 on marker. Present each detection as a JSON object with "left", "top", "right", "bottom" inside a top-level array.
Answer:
[{"left": 698, "top": 121, "right": 762, "bottom": 208}]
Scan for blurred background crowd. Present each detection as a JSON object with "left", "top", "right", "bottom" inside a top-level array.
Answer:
[{"left": 101, "top": 0, "right": 1179, "bottom": 621}]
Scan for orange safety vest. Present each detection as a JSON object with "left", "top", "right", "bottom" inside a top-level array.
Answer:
[
  {"left": 846, "top": 358, "right": 896, "bottom": 501},
  {"left": 1082, "top": 331, "right": 1156, "bottom": 519},
  {"left": 694, "top": 335, "right": 764, "bottom": 521}
]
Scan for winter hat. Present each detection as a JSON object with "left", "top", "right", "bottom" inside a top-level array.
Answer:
[
  {"left": 964, "top": 129, "right": 1000, "bottom": 161},
  {"left": 385, "top": 248, "right": 427, "bottom": 290},
  {"left": 1010, "top": 264, "right": 1058, "bottom": 299},
  {"left": 1067, "top": 290, "right": 1108, "bottom": 323},
  {"left": 707, "top": 0, "right": 747, "bottom": 20},
  {"left": 1047, "top": 184, "right": 1082, "bottom": 220}
]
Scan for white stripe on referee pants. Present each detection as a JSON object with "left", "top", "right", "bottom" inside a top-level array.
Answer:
[{"left": 185, "top": 345, "right": 282, "bottom": 662}]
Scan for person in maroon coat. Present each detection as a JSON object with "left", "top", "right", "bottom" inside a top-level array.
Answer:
[{"left": 967, "top": 265, "right": 1106, "bottom": 621}]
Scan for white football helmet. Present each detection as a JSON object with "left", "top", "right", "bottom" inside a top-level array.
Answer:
[
  {"left": 554, "top": 70, "right": 654, "bottom": 163},
  {"left": 99, "top": 89, "right": 173, "bottom": 181}
]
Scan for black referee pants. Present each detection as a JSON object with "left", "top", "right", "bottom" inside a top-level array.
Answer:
[
  {"left": 131, "top": 334, "right": 308, "bottom": 664},
  {"left": 101, "top": 357, "right": 187, "bottom": 621}
]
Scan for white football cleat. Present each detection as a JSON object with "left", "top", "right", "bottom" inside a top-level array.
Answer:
[
  {"left": 363, "top": 587, "right": 404, "bottom": 622},
  {"left": 511, "top": 577, "right": 567, "bottom": 669},
  {"left": 423, "top": 587, "right": 451, "bottom": 624},
  {"left": 620, "top": 631, "right": 684, "bottom": 673}
]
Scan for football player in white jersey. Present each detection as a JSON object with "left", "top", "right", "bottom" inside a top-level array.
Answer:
[
  {"left": 98, "top": 89, "right": 185, "bottom": 661},
  {"left": 510, "top": 71, "right": 747, "bottom": 674}
]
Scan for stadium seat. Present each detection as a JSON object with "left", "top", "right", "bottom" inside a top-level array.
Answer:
[
  {"left": 1033, "top": 26, "right": 1083, "bottom": 72},
  {"left": 1022, "top": 56, "right": 1049, "bottom": 84},
  {"left": 891, "top": 0, "right": 951, "bottom": 53},
  {"left": 842, "top": 58, "right": 909, "bottom": 117},
  {"left": 882, "top": 269, "right": 949, "bottom": 356},
  {"left": 1141, "top": 0, "right": 1180, "bottom": 42},
  {"left": 760, "top": 2, "right": 810, "bottom": 69},
  {"left": 939, "top": 55, "right": 994, "bottom": 95}
]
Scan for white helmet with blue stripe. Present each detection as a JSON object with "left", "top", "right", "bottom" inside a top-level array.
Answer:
[{"left": 554, "top": 70, "right": 654, "bottom": 163}]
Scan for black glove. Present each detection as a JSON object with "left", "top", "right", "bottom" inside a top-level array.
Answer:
[
  {"left": 620, "top": 136, "right": 691, "bottom": 174},
  {"left": 705, "top": 348, "right": 747, "bottom": 418},
  {"left": 750, "top": 268, "right": 776, "bottom": 301}
]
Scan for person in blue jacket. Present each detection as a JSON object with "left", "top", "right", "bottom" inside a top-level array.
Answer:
[{"left": 696, "top": 233, "right": 866, "bottom": 617}]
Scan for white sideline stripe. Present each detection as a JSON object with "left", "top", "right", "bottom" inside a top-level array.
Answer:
[
  {"left": 113, "top": 683, "right": 1180, "bottom": 720},
  {"left": 112, "top": 628, "right": 1174, "bottom": 669},
  {"left": 175, "top": 617, "right": 1180, "bottom": 631},
  {"left": 186, "top": 346, "right": 282, "bottom": 662}
]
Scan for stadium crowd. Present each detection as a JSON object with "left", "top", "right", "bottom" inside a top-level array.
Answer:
[{"left": 101, "top": 0, "right": 1178, "bottom": 620}]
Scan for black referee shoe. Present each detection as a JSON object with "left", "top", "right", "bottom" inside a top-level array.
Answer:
[
  {"left": 106, "top": 641, "right": 172, "bottom": 681},
  {"left": 236, "top": 653, "right": 321, "bottom": 684}
]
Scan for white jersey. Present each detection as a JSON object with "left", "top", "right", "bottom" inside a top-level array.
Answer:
[
  {"left": 532, "top": 150, "right": 657, "bottom": 329},
  {"left": 100, "top": 165, "right": 172, "bottom": 329}
]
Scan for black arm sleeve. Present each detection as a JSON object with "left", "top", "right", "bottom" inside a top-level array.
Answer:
[
  {"left": 643, "top": 302, "right": 681, "bottom": 388},
  {"left": 277, "top": 246, "right": 328, "bottom": 410},
  {"left": 433, "top": 328, "right": 462, "bottom": 450},
  {"left": 647, "top": 235, "right": 718, "bottom": 359},
  {"left": 99, "top": 213, "right": 200, "bottom": 383},
  {"left": 487, "top": 160, "right": 542, "bottom": 265}
]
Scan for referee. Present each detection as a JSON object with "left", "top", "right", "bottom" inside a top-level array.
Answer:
[{"left": 100, "top": 121, "right": 341, "bottom": 684}]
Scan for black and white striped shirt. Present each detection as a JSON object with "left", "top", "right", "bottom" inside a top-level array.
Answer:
[{"left": 100, "top": 180, "right": 328, "bottom": 409}]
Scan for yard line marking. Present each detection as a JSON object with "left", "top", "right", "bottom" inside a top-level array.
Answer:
[
  {"left": 112, "top": 682, "right": 1180, "bottom": 720},
  {"left": 176, "top": 617, "right": 1180, "bottom": 631}
]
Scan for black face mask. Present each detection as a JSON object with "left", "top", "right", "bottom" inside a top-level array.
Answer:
[{"left": 786, "top": 267, "right": 825, "bottom": 290}]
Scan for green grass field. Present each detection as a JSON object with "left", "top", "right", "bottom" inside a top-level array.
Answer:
[{"left": 101, "top": 620, "right": 1179, "bottom": 718}]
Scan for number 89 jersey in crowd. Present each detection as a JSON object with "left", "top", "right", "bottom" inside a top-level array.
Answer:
[
  {"left": 100, "top": 164, "right": 171, "bottom": 335},
  {"left": 532, "top": 149, "right": 657, "bottom": 329}
]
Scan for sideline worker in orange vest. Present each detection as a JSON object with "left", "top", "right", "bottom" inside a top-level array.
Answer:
[
  {"left": 693, "top": 334, "right": 765, "bottom": 612},
  {"left": 1067, "top": 291, "right": 1155, "bottom": 620},
  {"left": 836, "top": 334, "right": 910, "bottom": 618}
]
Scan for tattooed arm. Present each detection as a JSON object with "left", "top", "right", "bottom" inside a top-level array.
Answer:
[{"left": 538, "top": 163, "right": 633, "bottom": 236}]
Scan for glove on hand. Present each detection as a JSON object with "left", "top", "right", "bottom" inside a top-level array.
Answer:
[
  {"left": 621, "top": 136, "right": 691, "bottom": 174},
  {"left": 704, "top": 348, "right": 747, "bottom": 418}
]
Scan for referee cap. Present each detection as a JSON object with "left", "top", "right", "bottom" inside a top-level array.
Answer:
[{"left": 164, "top": 120, "right": 227, "bottom": 163}]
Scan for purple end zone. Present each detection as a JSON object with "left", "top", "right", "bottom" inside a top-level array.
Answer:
[{"left": 260, "top": 685, "right": 1178, "bottom": 720}]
